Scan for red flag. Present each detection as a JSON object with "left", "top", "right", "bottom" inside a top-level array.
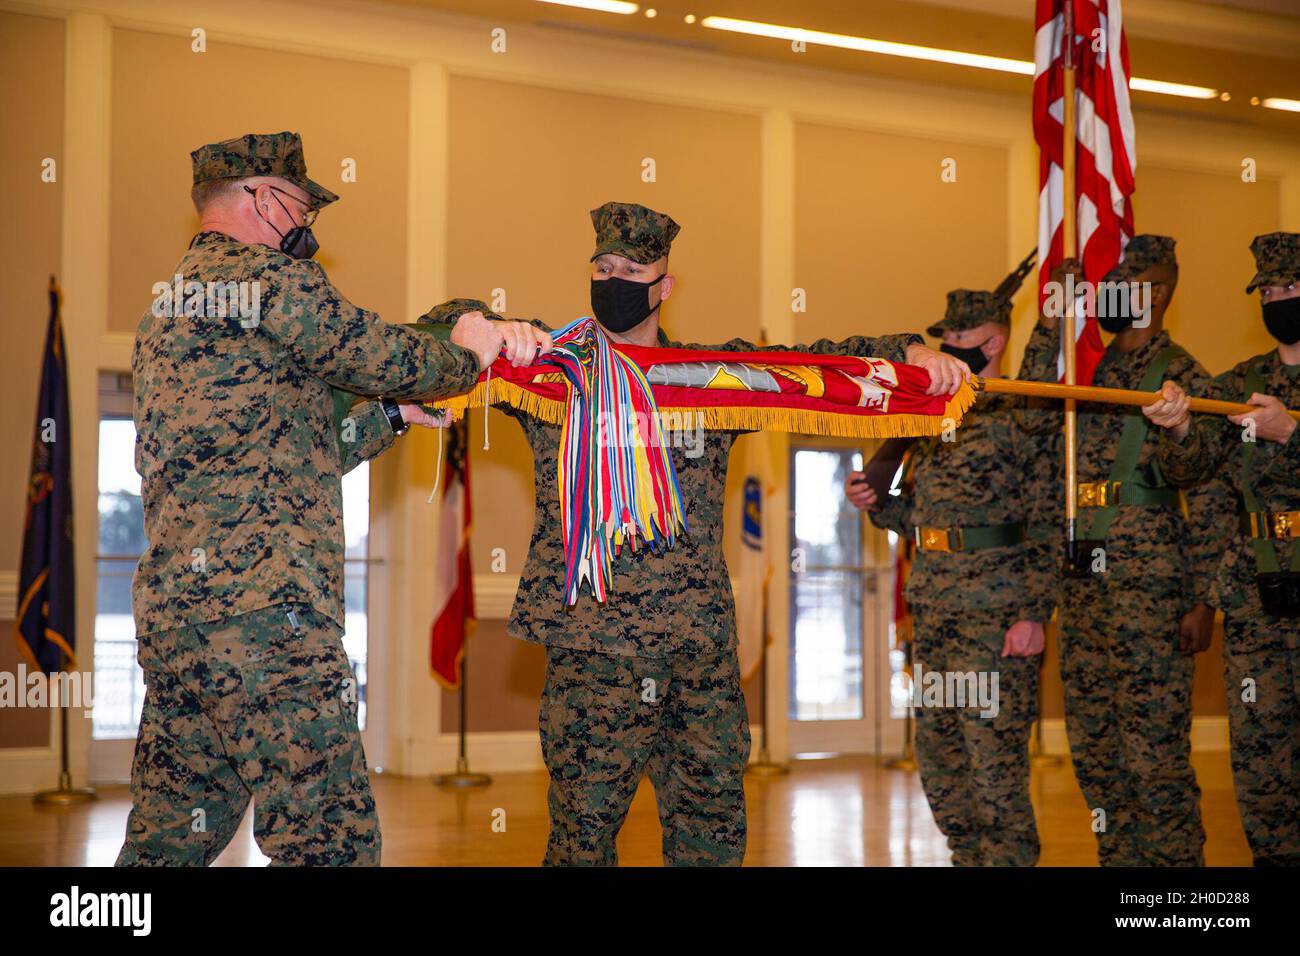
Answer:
[
  {"left": 1034, "top": 0, "right": 1136, "bottom": 385},
  {"left": 893, "top": 541, "right": 913, "bottom": 646},
  {"left": 430, "top": 419, "right": 475, "bottom": 688}
]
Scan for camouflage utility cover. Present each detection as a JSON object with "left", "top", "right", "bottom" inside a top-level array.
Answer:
[
  {"left": 191, "top": 131, "right": 339, "bottom": 207},
  {"left": 589, "top": 201, "right": 680, "bottom": 265},
  {"left": 926, "top": 289, "right": 1012, "bottom": 337},
  {"left": 1245, "top": 231, "right": 1300, "bottom": 293}
]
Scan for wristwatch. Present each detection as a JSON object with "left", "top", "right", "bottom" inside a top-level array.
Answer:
[{"left": 381, "top": 398, "right": 408, "bottom": 436}]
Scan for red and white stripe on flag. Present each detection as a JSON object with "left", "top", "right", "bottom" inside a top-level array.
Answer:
[{"left": 1033, "top": 0, "right": 1136, "bottom": 386}]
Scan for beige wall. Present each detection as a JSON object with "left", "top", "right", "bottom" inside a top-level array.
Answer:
[
  {"left": 794, "top": 121, "right": 1011, "bottom": 343},
  {"left": 0, "top": 10, "right": 64, "bottom": 750},
  {"left": 0, "top": 10, "right": 65, "bottom": 570},
  {"left": 107, "top": 28, "right": 411, "bottom": 336},
  {"left": 1136, "top": 164, "right": 1281, "bottom": 374}
]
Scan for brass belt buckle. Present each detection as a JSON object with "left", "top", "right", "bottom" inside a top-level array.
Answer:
[
  {"left": 915, "top": 526, "right": 962, "bottom": 552},
  {"left": 1270, "top": 511, "right": 1298, "bottom": 540},
  {"left": 1077, "top": 481, "right": 1117, "bottom": 508}
]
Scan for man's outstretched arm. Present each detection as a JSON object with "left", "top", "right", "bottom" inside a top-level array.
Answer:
[
  {"left": 677, "top": 331, "right": 971, "bottom": 397},
  {"left": 416, "top": 298, "right": 553, "bottom": 365},
  {"left": 256, "top": 265, "right": 549, "bottom": 401}
]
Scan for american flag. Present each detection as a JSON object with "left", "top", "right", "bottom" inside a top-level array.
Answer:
[{"left": 1033, "top": 0, "right": 1136, "bottom": 385}]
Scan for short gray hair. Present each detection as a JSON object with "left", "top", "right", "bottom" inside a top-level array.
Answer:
[{"left": 191, "top": 177, "right": 245, "bottom": 214}]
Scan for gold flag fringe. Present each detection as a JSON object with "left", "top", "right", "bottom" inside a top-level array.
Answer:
[{"left": 430, "top": 377, "right": 978, "bottom": 440}]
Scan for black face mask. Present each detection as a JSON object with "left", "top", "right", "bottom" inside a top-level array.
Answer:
[
  {"left": 1095, "top": 283, "right": 1136, "bottom": 334},
  {"left": 1263, "top": 297, "right": 1300, "bottom": 346},
  {"left": 1096, "top": 311, "right": 1132, "bottom": 335},
  {"left": 940, "top": 337, "right": 992, "bottom": 375},
  {"left": 274, "top": 223, "right": 319, "bottom": 261},
  {"left": 246, "top": 186, "right": 320, "bottom": 260},
  {"left": 590, "top": 273, "right": 666, "bottom": 334}
]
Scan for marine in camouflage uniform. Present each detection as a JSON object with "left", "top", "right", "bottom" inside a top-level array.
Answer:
[
  {"left": 1018, "top": 235, "right": 1216, "bottom": 865},
  {"left": 422, "top": 201, "right": 926, "bottom": 865},
  {"left": 116, "top": 132, "right": 483, "bottom": 866},
  {"left": 1153, "top": 232, "right": 1300, "bottom": 866},
  {"left": 861, "top": 290, "right": 1058, "bottom": 866}
]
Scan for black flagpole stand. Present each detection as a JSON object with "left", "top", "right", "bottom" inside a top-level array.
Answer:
[
  {"left": 747, "top": 579, "right": 788, "bottom": 776},
  {"left": 885, "top": 640, "right": 918, "bottom": 772},
  {"left": 435, "top": 650, "right": 491, "bottom": 789},
  {"left": 34, "top": 651, "right": 97, "bottom": 805}
]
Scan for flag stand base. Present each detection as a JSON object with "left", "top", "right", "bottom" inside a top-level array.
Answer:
[
  {"left": 746, "top": 749, "right": 789, "bottom": 777},
  {"left": 886, "top": 709, "right": 918, "bottom": 771},
  {"left": 435, "top": 759, "right": 491, "bottom": 789},
  {"left": 884, "top": 755, "right": 917, "bottom": 772},
  {"left": 34, "top": 772, "right": 97, "bottom": 806}
]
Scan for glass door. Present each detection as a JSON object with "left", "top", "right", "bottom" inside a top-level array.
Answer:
[{"left": 787, "top": 443, "right": 901, "bottom": 757}]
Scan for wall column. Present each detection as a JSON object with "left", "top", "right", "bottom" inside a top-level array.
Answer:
[
  {"left": 1007, "top": 131, "right": 1041, "bottom": 362},
  {"left": 60, "top": 10, "right": 112, "bottom": 787},
  {"left": 758, "top": 107, "right": 795, "bottom": 763},
  {"left": 379, "top": 60, "right": 453, "bottom": 775}
]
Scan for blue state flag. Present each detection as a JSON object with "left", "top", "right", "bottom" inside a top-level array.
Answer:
[{"left": 14, "top": 280, "right": 77, "bottom": 674}]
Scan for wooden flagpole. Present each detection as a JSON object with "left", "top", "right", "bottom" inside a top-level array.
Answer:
[
  {"left": 1061, "top": 0, "right": 1080, "bottom": 558},
  {"left": 747, "top": 574, "right": 789, "bottom": 776},
  {"left": 977, "top": 376, "right": 1300, "bottom": 421}
]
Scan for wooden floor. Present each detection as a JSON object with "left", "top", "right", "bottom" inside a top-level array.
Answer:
[{"left": 0, "top": 751, "right": 1252, "bottom": 866}]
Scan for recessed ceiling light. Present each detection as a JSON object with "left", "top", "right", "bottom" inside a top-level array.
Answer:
[
  {"left": 1261, "top": 97, "right": 1300, "bottom": 113},
  {"left": 702, "top": 16, "right": 1033, "bottom": 75},
  {"left": 700, "top": 16, "right": 1221, "bottom": 101},
  {"left": 536, "top": 0, "right": 639, "bottom": 14},
  {"left": 1127, "top": 77, "right": 1218, "bottom": 99}
]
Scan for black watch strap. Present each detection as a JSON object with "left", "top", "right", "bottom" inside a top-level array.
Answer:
[{"left": 381, "top": 399, "right": 407, "bottom": 436}]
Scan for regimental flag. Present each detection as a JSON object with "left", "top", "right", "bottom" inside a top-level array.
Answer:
[
  {"left": 425, "top": 318, "right": 976, "bottom": 605},
  {"left": 1033, "top": 0, "right": 1136, "bottom": 385},
  {"left": 431, "top": 319, "right": 974, "bottom": 442},
  {"left": 14, "top": 280, "right": 77, "bottom": 674},
  {"left": 893, "top": 534, "right": 915, "bottom": 648},
  {"left": 430, "top": 418, "right": 476, "bottom": 688}
]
